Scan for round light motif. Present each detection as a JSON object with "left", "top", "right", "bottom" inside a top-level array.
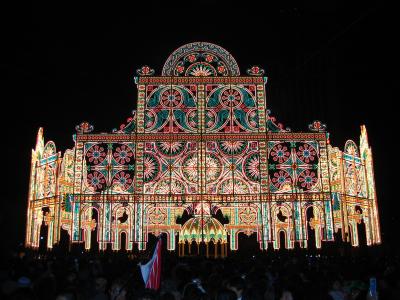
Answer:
[
  {"left": 112, "top": 171, "right": 133, "bottom": 190},
  {"left": 87, "top": 145, "right": 106, "bottom": 165},
  {"left": 298, "top": 169, "right": 318, "bottom": 190},
  {"left": 160, "top": 88, "right": 183, "bottom": 108},
  {"left": 113, "top": 145, "right": 134, "bottom": 165},
  {"left": 270, "top": 144, "right": 290, "bottom": 164},
  {"left": 271, "top": 170, "right": 292, "bottom": 189},
  {"left": 87, "top": 171, "right": 106, "bottom": 191},
  {"left": 220, "top": 88, "right": 242, "bottom": 108},
  {"left": 296, "top": 143, "right": 317, "bottom": 164}
]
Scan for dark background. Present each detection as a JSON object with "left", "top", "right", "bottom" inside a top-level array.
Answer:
[{"left": 2, "top": 1, "right": 397, "bottom": 256}]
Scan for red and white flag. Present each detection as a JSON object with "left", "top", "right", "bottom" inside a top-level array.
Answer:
[{"left": 139, "top": 237, "right": 162, "bottom": 290}]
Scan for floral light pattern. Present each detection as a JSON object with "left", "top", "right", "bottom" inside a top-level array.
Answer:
[
  {"left": 298, "top": 169, "right": 318, "bottom": 190},
  {"left": 296, "top": 143, "right": 317, "bottom": 164},
  {"left": 112, "top": 171, "right": 133, "bottom": 190},
  {"left": 221, "top": 88, "right": 242, "bottom": 107},
  {"left": 87, "top": 145, "right": 106, "bottom": 165},
  {"left": 271, "top": 170, "right": 291, "bottom": 189},
  {"left": 270, "top": 144, "right": 290, "bottom": 164},
  {"left": 87, "top": 171, "right": 106, "bottom": 191},
  {"left": 113, "top": 145, "right": 134, "bottom": 164},
  {"left": 160, "top": 89, "right": 182, "bottom": 107}
]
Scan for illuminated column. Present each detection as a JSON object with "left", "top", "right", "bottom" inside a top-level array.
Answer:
[
  {"left": 44, "top": 210, "right": 54, "bottom": 249},
  {"left": 363, "top": 212, "right": 372, "bottom": 246},
  {"left": 134, "top": 81, "right": 146, "bottom": 250},
  {"left": 82, "top": 216, "right": 97, "bottom": 250},
  {"left": 72, "top": 140, "right": 84, "bottom": 243},
  {"left": 294, "top": 201, "right": 303, "bottom": 245},
  {"left": 309, "top": 216, "right": 322, "bottom": 249},
  {"left": 100, "top": 201, "right": 111, "bottom": 250},
  {"left": 196, "top": 83, "right": 205, "bottom": 197},
  {"left": 259, "top": 203, "right": 270, "bottom": 250},
  {"left": 134, "top": 201, "right": 146, "bottom": 251},
  {"left": 112, "top": 228, "right": 120, "bottom": 251},
  {"left": 229, "top": 229, "right": 238, "bottom": 251},
  {"left": 32, "top": 209, "right": 43, "bottom": 248},
  {"left": 349, "top": 221, "right": 359, "bottom": 247},
  {"left": 167, "top": 230, "right": 175, "bottom": 251}
]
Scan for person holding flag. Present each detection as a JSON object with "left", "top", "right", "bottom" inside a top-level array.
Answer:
[{"left": 139, "top": 236, "right": 162, "bottom": 290}]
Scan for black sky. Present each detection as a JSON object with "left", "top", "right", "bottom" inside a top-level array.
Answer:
[{"left": 2, "top": 0, "right": 398, "bottom": 254}]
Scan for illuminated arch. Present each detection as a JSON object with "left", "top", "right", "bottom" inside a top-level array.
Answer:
[
  {"left": 111, "top": 204, "right": 134, "bottom": 251},
  {"left": 80, "top": 205, "right": 102, "bottom": 250}
]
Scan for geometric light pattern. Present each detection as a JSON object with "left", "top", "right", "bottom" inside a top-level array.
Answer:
[{"left": 25, "top": 42, "right": 381, "bottom": 253}]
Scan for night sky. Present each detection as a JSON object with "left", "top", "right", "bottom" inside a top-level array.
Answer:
[{"left": 3, "top": 1, "right": 397, "bottom": 255}]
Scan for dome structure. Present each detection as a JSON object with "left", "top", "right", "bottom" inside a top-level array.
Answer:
[{"left": 179, "top": 216, "right": 227, "bottom": 244}]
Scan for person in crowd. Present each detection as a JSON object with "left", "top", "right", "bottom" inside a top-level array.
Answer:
[
  {"left": 328, "top": 279, "right": 346, "bottom": 300},
  {"left": 0, "top": 246, "right": 399, "bottom": 300},
  {"left": 109, "top": 278, "right": 128, "bottom": 300},
  {"left": 227, "top": 276, "right": 245, "bottom": 300}
]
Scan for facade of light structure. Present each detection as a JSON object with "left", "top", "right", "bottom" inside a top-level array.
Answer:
[{"left": 25, "top": 42, "right": 381, "bottom": 254}]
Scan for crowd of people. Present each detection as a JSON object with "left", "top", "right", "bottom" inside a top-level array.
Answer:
[{"left": 0, "top": 243, "right": 399, "bottom": 300}]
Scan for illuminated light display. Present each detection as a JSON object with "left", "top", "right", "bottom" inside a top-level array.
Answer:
[{"left": 25, "top": 42, "right": 381, "bottom": 253}]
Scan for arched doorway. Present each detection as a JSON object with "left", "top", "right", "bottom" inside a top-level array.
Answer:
[
  {"left": 120, "top": 231, "right": 127, "bottom": 252},
  {"left": 238, "top": 232, "right": 258, "bottom": 254},
  {"left": 278, "top": 230, "right": 286, "bottom": 250},
  {"left": 59, "top": 227, "right": 70, "bottom": 251},
  {"left": 90, "top": 208, "right": 99, "bottom": 251},
  {"left": 306, "top": 206, "right": 317, "bottom": 252},
  {"left": 355, "top": 206, "right": 367, "bottom": 247},
  {"left": 38, "top": 222, "right": 48, "bottom": 253},
  {"left": 38, "top": 207, "right": 50, "bottom": 253}
]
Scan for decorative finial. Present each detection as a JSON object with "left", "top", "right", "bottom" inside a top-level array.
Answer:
[
  {"left": 136, "top": 65, "right": 155, "bottom": 76},
  {"left": 75, "top": 121, "right": 94, "bottom": 134},
  {"left": 246, "top": 66, "right": 265, "bottom": 76},
  {"left": 308, "top": 120, "right": 327, "bottom": 132}
]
